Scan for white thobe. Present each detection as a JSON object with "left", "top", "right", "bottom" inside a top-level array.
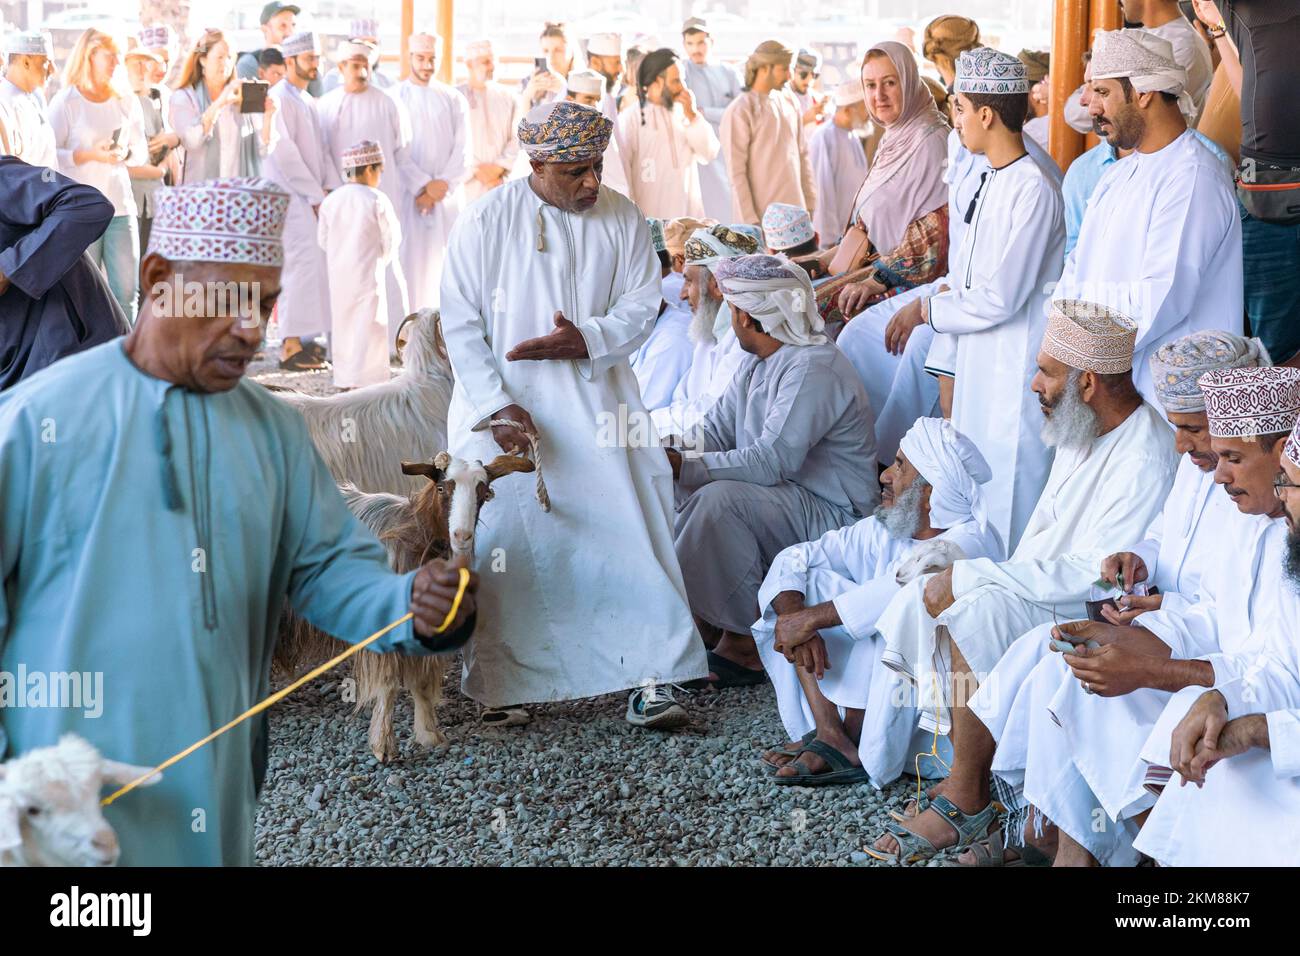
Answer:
[
  {"left": 836, "top": 129, "right": 1063, "bottom": 465},
  {"left": 876, "top": 401, "right": 1178, "bottom": 731},
  {"left": 0, "top": 78, "right": 57, "bottom": 169},
  {"left": 681, "top": 60, "right": 742, "bottom": 222},
  {"left": 754, "top": 515, "right": 1004, "bottom": 786},
  {"left": 264, "top": 80, "right": 340, "bottom": 339},
  {"left": 616, "top": 102, "right": 719, "bottom": 220},
  {"left": 808, "top": 122, "right": 868, "bottom": 248},
  {"left": 928, "top": 154, "right": 1065, "bottom": 550},
  {"left": 439, "top": 179, "right": 708, "bottom": 705},
  {"left": 392, "top": 80, "right": 471, "bottom": 312},
  {"left": 317, "top": 85, "right": 420, "bottom": 342},
  {"left": 457, "top": 82, "right": 520, "bottom": 205},
  {"left": 631, "top": 294, "right": 694, "bottom": 411},
  {"left": 1135, "top": 608, "right": 1300, "bottom": 866},
  {"left": 1056, "top": 130, "right": 1242, "bottom": 405},
  {"left": 650, "top": 317, "right": 746, "bottom": 438},
  {"left": 317, "top": 182, "right": 401, "bottom": 388},
  {"left": 969, "top": 459, "right": 1232, "bottom": 861}
]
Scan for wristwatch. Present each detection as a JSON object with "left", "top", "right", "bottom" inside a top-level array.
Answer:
[{"left": 1208, "top": 23, "right": 1227, "bottom": 39}]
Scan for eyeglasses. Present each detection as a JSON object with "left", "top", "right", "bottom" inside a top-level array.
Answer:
[{"left": 1273, "top": 474, "right": 1300, "bottom": 494}]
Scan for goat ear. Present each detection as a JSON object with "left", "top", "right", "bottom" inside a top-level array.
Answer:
[
  {"left": 484, "top": 454, "right": 536, "bottom": 483},
  {"left": 433, "top": 450, "right": 453, "bottom": 472},
  {"left": 0, "top": 795, "right": 23, "bottom": 852},
  {"left": 400, "top": 461, "right": 445, "bottom": 483},
  {"left": 100, "top": 760, "right": 162, "bottom": 789}
]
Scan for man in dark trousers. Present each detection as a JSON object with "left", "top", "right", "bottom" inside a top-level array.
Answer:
[{"left": 0, "top": 156, "right": 129, "bottom": 389}]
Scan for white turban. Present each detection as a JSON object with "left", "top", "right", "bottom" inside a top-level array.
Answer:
[
  {"left": 898, "top": 418, "right": 993, "bottom": 533},
  {"left": 712, "top": 254, "right": 826, "bottom": 347},
  {"left": 1092, "top": 28, "right": 1196, "bottom": 120}
]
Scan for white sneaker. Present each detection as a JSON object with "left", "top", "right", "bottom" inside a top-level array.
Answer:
[{"left": 625, "top": 683, "right": 689, "bottom": 730}]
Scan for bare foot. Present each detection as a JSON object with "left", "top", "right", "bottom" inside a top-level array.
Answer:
[
  {"left": 773, "top": 734, "right": 860, "bottom": 779},
  {"left": 872, "top": 792, "right": 986, "bottom": 858}
]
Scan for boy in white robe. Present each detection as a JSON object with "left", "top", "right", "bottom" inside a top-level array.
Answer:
[
  {"left": 755, "top": 419, "right": 1003, "bottom": 787},
  {"left": 392, "top": 33, "right": 471, "bottom": 312},
  {"left": 1056, "top": 28, "right": 1241, "bottom": 405},
  {"left": 884, "top": 49, "right": 1065, "bottom": 550},
  {"left": 670, "top": 255, "right": 878, "bottom": 688},
  {"left": 318, "top": 141, "right": 401, "bottom": 389},
  {"left": 968, "top": 340, "right": 1281, "bottom": 865},
  {"left": 867, "top": 300, "right": 1178, "bottom": 862},
  {"left": 439, "top": 101, "right": 708, "bottom": 728}
]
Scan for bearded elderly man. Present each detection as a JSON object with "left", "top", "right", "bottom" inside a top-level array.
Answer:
[
  {"left": 1056, "top": 28, "right": 1241, "bottom": 405},
  {"left": 0, "top": 178, "right": 478, "bottom": 866},
  {"left": 957, "top": 336, "right": 1279, "bottom": 866},
  {"left": 650, "top": 224, "right": 757, "bottom": 439},
  {"left": 1134, "top": 417, "right": 1300, "bottom": 867},
  {"left": 668, "top": 254, "right": 878, "bottom": 688},
  {"left": 754, "top": 418, "right": 1004, "bottom": 787},
  {"left": 867, "top": 300, "right": 1178, "bottom": 863},
  {"left": 440, "top": 101, "right": 708, "bottom": 730},
  {"left": 629, "top": 219, "right": 694, "bottom": 411}
]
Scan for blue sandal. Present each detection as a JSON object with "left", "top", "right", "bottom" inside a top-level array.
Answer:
[{"left": 865, "top": 795, "right": 998, "bottom": 864}]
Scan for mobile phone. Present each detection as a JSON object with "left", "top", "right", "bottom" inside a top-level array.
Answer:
[
  {"left": 533, "top": 56, "right": 548, "bottom": 74},
  {"left": 109, "top": 126, "right": 123, "bottom": 148},
  {"left": 240, "top": 80, "right": 268, "bottom": 114}
]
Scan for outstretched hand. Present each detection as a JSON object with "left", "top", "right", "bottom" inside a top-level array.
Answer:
[
  {"left": 506, "top": 311, "right": 589, "bottom": 362},
  {"left": 411, "top": 557, "right": 478, "bottom": 638}
]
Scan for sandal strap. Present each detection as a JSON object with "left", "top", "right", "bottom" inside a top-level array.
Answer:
[
  {"left": 880, "top": 820, "right": 942, "bottom": 862},
  {"left": 795, "top": 739, "right": 857, "bottom": 772},
  {"left": 927, "top": 795, "right": 998, "bottom": 848}
]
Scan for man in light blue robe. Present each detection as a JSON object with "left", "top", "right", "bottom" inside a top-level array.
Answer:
[
  {"left": 0, "top": 177, "right": 477, "bottom": 866},
  {"left": 681, "top": 18, "right": 742, "bottom": 222}
]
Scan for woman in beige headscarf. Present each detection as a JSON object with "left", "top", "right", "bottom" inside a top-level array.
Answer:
[{"left": 800, "top": 41, "right": 950, "bottom": 323}]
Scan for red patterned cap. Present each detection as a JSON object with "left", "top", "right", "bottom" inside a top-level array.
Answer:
[
  {"left": 147, "top": 178, "right": 289, "bottom": 267},
  {"left": 1199, "top": 366, "right": 1300, "bottom": 439}
]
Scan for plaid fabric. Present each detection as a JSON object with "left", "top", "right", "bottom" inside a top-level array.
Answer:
[{"left": 817, "top": 205, "right": 949, "bottom": 322}]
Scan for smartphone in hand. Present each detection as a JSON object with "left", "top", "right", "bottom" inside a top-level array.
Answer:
[
  {"left": 240, "top": 80, "right": 268, "bottom": 114},
  {"left": 534, "top": 56, "right": 548, "bottom": 74}
]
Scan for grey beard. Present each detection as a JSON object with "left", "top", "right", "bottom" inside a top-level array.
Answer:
[
  {"left": 689, "top": 294, "right": 722, "bottom": 346},
  {"left": 1041, "top": 370, "right": 1100, "bottom": 451},
  {"left": 874, "top": 479, "right": 928, "bottom": 540},
  {"left": 1285, "top": 526, "right": 1300, "bottom": 593}
]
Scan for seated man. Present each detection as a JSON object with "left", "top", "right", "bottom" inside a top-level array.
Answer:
[
  {"left": 630, "top": 218, "right": 694, "bottom": 410},
  {"left": 650, "top": 224, "right": 758, "bottom": 438},
  {"left": 0, "top": 178, "right": 477, "bottom": 866},
  {"left": 867, "top": 299, "right": 1179, "bottom": 862},
  {"left": 970, "top": 351, "right": 1289, "bottom": 867},
  {"left": 762, "top": 202, "right": 818, "bottom": 258},
  {"left": 669, "top": 254, "right": 879, "bottom": 687},
  {"left": 754, "top": 417, "right": 1004, "bottom": 786}
]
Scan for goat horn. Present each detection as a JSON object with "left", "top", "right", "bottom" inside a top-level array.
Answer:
[
  {"left": 401, "top": 460, "right": 440, "bottom": 479},
  {"left": 484, "top": 454, "right": 536, "bottom": 482}
]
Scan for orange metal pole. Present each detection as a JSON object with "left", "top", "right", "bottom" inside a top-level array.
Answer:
[
  {"left": 1050, "top": 0, "right": 1089, "bottom": 172},
  {"left": 437, "top": 0, "right": 455, "bottom": 85},
  {"left": 400, "top": 0, "right": 413, "bottom": 80}
]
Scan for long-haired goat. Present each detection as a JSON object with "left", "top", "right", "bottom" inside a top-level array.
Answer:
[
  {"left": 0, "top": 735, "right": 160, "bottom": 867},
  {"left": 275, "top": 452, "right": 535, "bottom": 762},
  {"left": 272, "top": 308, "right": 454, "bottom": 495}
]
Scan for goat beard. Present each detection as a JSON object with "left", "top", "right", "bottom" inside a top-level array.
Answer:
[
  {"left": 1040, "top": 370, "right": 1100, "bottom": 452},
  {"left": 689, "top": 294, "right": 723, "bottom": 346}
]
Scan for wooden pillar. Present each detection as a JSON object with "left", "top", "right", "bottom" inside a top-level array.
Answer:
[
  {"left": 437, "top": 0, "right": 455, "bottom": 85},
  {"left": 1082, "top": 1, "right": 1124, "bottom": 150},
  {"left": 1049, "top": 0, "right": 1089, "bottom": 172},
  {"left": 400, "top": 0, "right": 413, "bottom": 80}
]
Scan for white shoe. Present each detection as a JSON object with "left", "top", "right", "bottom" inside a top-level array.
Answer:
[{"left": 625, "top": 683, "right": 689, "bottom": 730}]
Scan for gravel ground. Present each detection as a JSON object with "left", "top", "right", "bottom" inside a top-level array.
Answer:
[{"left": 250, "top": 360, "right": 940, "bottom": 867}]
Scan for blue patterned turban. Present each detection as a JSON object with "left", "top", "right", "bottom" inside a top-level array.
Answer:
[
  {"left": 1150, "top": 331, "right": 1271, "bottom": 413},
  {"left": 517, "top": 100, "right": 613, "bottom": 163}
]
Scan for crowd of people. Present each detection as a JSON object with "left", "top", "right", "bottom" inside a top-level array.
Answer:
[{"left": 1, "top": 1, "right": 1299, "bottom": 868}]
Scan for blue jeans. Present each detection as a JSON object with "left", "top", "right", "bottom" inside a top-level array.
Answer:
[
  {"left": 87, "top": 214, "right": 139, "bottom": 325},
  {"left": 1240, "top": 198, "right": 1300, "bottom": 363}
]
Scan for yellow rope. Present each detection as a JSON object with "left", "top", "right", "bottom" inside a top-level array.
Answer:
[{"left": 101, "top": 567, "right": 471, "bottom": 808}]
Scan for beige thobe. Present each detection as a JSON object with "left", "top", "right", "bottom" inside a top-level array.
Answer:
[{"left": 719, "top": 89, "right": 816, "bottom": 225}]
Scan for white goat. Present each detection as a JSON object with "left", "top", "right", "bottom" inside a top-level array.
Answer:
[
  {"left": 275, "top": 451, "right": 535, "bottom": 761},
  {"left": 894, "top": 539, "right": 968, "bottom": 586},
  {"left": 0, "top": 735, "right": 160, "bottom": 867},
  {"left": 272, "top": 308, "right": 454, "bottom": 495}
]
